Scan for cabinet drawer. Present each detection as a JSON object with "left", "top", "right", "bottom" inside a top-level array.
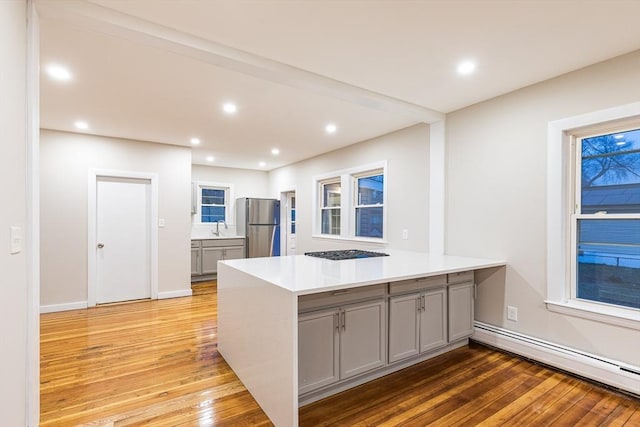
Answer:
[
  {"left": 202, "top": 238, "right": 245, "bottom": 247},
  {"left": 447, "top": 270, "right": 474, "bottom": 284},
  {"left": 191, "top": 240, "right": 201, "bottom": 248},
  {"left": 299, "top": 284, "right": 386, "bottom": 312},
  {"left": 389, "top": 275, "right": 447, "bottom": 295}
]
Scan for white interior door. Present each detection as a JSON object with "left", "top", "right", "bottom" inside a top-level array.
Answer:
[{"left": 96, "top": 177, "right": 151, "bottom": 304}]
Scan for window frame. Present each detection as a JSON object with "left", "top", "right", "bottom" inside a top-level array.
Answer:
[
  {"left": 353, "top": 171, "right": 385, "bottom": 239},
  {"left": 320, "top": 179, "right": 342, "bottom": 236},
  {"left": 569, "top": 129, "right": 640, "bottom": 307},
  {"left": 195, "top": 181, "right": 234, "bottom": 225},
  {"left": 313, "top": 161, "right": 387, "bottom": 242},
  {"left": 547, "top": 103, "right": 640, "bottom": 330}
]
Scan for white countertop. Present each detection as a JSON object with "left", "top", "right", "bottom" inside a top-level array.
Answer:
[
  {"left": 220, "top": 249, "right": 505, "bottom": 295},
  {"left": 191, "top": 234, "right": 244, "bottom": 240}
]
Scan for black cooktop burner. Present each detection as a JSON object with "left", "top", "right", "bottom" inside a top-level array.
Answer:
[{"left": 304, "top": 249, "right": 389, "bottom": 261}]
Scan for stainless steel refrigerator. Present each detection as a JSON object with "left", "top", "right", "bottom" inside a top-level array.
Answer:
[{"left": 235, "top": 198, "right": 281, "bottom": 258}]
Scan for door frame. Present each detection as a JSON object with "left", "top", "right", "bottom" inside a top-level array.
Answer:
[
  {"left": 88, "top": 169, "right": 159, "bottom": 307},
  {"left": 279, "top": 187, "right": 296, "bottom": 256}
]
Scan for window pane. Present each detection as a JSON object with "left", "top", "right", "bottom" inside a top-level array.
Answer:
[
  {"left": 323, "top": 183, "right": 341, "bottom": 208},
  {"left": 202, "top": 188, "right": 225, "bottom": 205},
  {"left": 356, "top": 207, "right": 383, "bottom": 238},
  {"left": 581, "top": 129, "right": 640, "bottom": 214},
  {"left": 321, "top": 209, "right": 340, "bottom": 235},
  {"left": 201, "top": 206, "right": 225, "bottom": 223},
  {"left": 358, "top": 174, "right": 384, "bottom": 205},
  {"left": 576, "top": 219, "right": 640, "bottom": 309}
]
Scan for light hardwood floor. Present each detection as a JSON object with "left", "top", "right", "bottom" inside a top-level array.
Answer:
[{"left": 40, "top": 281, "right": 639, "bottom": 426}]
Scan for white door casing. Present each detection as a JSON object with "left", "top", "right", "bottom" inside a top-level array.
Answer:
[{"left": 88, "top": 169, "right": 158, "bottom": 306}]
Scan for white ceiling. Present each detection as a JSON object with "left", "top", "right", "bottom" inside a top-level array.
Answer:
[{"left": 38, "top": 0, "right": 640, "bottom": 170}]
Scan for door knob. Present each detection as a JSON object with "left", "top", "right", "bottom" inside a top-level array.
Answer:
[{"left": 97, "top": 243, "right": 105, "bottom": 249}]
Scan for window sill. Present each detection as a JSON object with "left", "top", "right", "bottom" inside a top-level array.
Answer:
[
  {"left": 312, "top": 234, "right": 388, "bottom": 245},
  {"left": 545, "top": 299, "right": 640, "bottom": 331}
]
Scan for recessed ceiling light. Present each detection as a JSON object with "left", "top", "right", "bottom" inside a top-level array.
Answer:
[
  {"left": 223, "top": 102, "right": 237, "bottom": 114},
  {"left": 616, "top": 141, "right": 627, "bottom": 146},
  {"left": 325, "top": 123, "right": 337, "bottom": 134},
  {"left": 206, "top": 156, "right": 214, "bottom": 162},
  {"left": 259, "top": 161, "right": 267, "bottom": 167},
  {"left": 271, "top": 148, "right": 280, "bottom": 155},
  {"left": 614, "top": 134, "right": 625, "bottom": 139},
  {"left": 74, "top": 120, "right": 89, "bottom": 130},
  {"left": 190, "top": 137, "right": 201, "bottom": 145},
  {"left": 457, "top": 61, "right": 476, "bottom": 75},
  {"left": 46, "top": 64, "right": 72, "bottom": 81}
]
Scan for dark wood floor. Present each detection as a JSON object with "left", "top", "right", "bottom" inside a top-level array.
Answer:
[{"left": 40, "top": 281, "right": 640, "bottom": 426}]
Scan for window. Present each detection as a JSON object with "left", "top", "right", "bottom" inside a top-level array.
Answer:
[
  {"left": 572, "top": 128, "right": 640, "bottom": 310},
  {"left": 547, "top": 103, "right": 640, "bottom": 329},
  {"left": 355, "top": 173, "right": 384, "bottom": 238},
  {"left": 196, "top": 182, "right": 233, "bottom": 224},
  {"left": 314, "top": 162, "right": 387, "bottom": 241},
  {"left": 321, "top": 180, "right": 341, "bottom": 235}
]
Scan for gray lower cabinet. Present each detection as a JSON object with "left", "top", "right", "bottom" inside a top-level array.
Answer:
[
  {"left": 192, "top": 238, "right": 245, "bottom": 277},
  {"left": 202, "top": 247, "right": 224, "bottom": 275},
  {"left": 388, "top": 287, "right": 447, "bottom": 363},
  {"left": 298, "top": 298, "right": 387, "bottom": 395},
  {"left": 191, "top": 240, "right": 202, "bottom": 276},
  {"left": 448, "top": 281, "right": 475, "bottom": 341}
]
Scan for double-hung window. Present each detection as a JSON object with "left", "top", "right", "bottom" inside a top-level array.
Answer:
[
  {"left": 571, "top": 127, "right": 640, "bottom": 310},
  {"left": 321, "top": 180, "right": 341, "bottom": 235},
  {"left": 315, "top": 162, "right": 387, "bottom": 241},
  {"left": 196, "top": 182, "right": 233, "bottom": 224},
  {"left": 355, "top": 173, "right": 384, "bottom": 238}
]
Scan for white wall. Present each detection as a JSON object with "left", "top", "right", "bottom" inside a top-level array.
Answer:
[
  {"left": 269, "top": 124, "right": 430, "bottom": 253},
  {"left": 192, "top": 164, "right": 269, "bottom": 200},
  {"left": 40, "top": 130, "right": 192, "bottom": 308},
  {"left": 446, "top": 50, "right": 640, "bottom": 366},
  {"left": 0, "top": 1, "right": 29, "bottom": 424}
]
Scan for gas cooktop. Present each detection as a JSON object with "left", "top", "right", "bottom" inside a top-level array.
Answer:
[{"left": 304, "top": 249, "right": 389, "bottom": 261}]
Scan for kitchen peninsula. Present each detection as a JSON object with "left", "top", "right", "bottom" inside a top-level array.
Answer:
[{"left": 218, "top": 250, "right": 505, "bottom": 427}]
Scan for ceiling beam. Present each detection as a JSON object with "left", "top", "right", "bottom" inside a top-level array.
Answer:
[{"left": 36, "top": 0, "right": 444, "bottom": 124}]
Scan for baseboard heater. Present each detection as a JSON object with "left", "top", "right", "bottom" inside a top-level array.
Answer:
[{"left": 473, "top": 321, "right": 640, "bottom": 396}]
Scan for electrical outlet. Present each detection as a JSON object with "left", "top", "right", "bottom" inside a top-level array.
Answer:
[
  {"left": 402, "top": 229, "right": 409, "bottom": 240},
  {"left": 507, "top": 305, "right": 518, "bottom": 321}
]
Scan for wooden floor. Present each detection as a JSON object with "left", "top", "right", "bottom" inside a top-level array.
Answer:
[{"left": 40, "top": 281, "right": 640, "bottom": 426}]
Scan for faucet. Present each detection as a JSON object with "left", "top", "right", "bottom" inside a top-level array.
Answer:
[{"left": 213, "top": 219, "right": 228, "bottom": 237}]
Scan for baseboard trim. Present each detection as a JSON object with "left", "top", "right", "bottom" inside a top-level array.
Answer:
[
  {"left": 473, "top": 321, "right": 640, "bottom": 396},
  {"left": 40, "top": 301, "right": 88, "bottom": 314},
  {"left": 158, "top": 289, "right": 192, "bottom": 299}
]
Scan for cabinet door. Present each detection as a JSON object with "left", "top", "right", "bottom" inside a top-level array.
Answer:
[
  {"left": 340, "top": 300, "right": 386, "bottom": 380},
  {"left": 420, "top": 288, "right": 447, "bottom": 353},
  {"left": 388, "top": 293, "right": 420, "bottom": 363},
  {"left": 191, "top": 248, "right": 201, "bottom": 276},
  {"left": 448, "top": 282, "right": 474, "bottom": 342},
  {"left": 202, "top": 247, "right": 224, "bottom": 275},
  {"left": 223, "top": 246, "right": 244, "bottom": 261},
  {"left": 298, "top": 309, "right": 339, "bottom": 394}
]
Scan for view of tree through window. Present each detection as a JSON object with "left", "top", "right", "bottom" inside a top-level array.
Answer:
[{"left": 577, "top": 128, "right": 640, "bottom": 309}]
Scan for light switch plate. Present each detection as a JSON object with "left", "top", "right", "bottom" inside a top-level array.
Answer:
[
  {"left": 158, "top": 218, "right": 165, "bottom": 227},
  {"left": 10, "top": 226, "right": 22, "bottom": 254}
]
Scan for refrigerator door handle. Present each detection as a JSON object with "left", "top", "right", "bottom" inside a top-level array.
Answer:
[{"left": 269, "top": 226, "right": 276, "bottom": 257}]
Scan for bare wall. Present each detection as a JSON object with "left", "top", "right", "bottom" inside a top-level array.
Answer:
[
  {"left": 0, "top": 1, "right": 29, "bottom": 424},
  {"left": 269, "top": 124, "right": 430, "bottom": 253},
  {"left": 40, "top": 130, "right": 192, "bottom": 307},
  {"left": 446, "top": 50, "right": 640, "bottom": 366}
]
